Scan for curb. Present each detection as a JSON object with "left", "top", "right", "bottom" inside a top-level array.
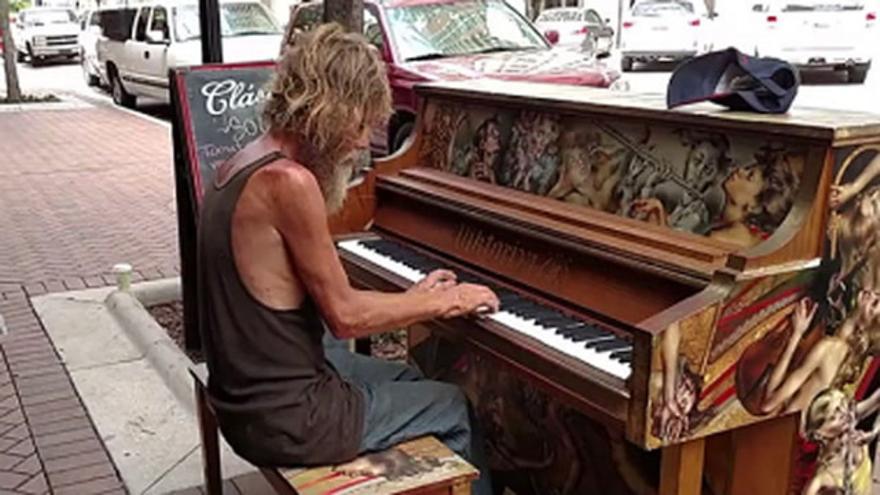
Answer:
[{"left": 105, "top": 277, "right": 195, "bottom": 414}]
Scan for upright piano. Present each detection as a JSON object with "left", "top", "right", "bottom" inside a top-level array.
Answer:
[{"left": 331, "top": 79, "right": 880, "bottom": 495}]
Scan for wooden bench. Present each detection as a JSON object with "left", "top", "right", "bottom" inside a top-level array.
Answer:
[{"left": 190, "top": 365, "right": 478, "bottom": 495}]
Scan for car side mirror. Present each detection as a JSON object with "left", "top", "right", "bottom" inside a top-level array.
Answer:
[
  {"left": 544, "top": 29, "right": 559, "bottom": 45},
  {"left": 146, "top": 29, "right": 169, "bottom": 44}
]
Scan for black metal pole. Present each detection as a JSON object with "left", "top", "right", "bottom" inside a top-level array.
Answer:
[{"left": 199, "top": 0, "right": 223, "bottom": 63}]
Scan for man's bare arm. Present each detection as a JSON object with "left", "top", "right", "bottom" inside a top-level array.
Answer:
[{"left": 269, "top": 165, "right": 498, "bottom": 339}]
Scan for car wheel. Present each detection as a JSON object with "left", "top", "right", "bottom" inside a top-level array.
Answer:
[
  {"left": 111, "top": 71, "right": 136, "bottom": 108},
  {"left": 390, "top": 120, "right": 414, "bottom": 154},
  {"left": 621, "top": 56, "right": 634, "bottom": 72},
  {"left": 82, "top": 55, "right": 99, "bottom": 87},
  {"left": 847, "top": 64, "right": 870, "bottom": 84},
  {"left": 27, "top": 44, "right": 41, "bottom": 67},
  {"left": 15, "top": 49, "right": 25, "bottom": 63}
]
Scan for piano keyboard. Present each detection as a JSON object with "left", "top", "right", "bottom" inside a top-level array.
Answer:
[{"left": 337, "top": 238, "right": 633, "bottom": 380}]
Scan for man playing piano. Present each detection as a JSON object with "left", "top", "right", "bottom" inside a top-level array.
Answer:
[{"left": 196, "top": 24, "right": 498, "bottom": 494}]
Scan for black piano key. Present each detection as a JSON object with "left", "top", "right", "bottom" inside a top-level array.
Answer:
[
  {"left": 496, "top": 290, "right": 519, "bottom": 302},
  {"left": 532, "top": 314, "right": 570, "bottom": 327},
  {"left": 564, "top": 325, "right": 607, "bottom": 340},
  {"left": 558, "top": 326, "right": 589, "bottom": 338},
  {"left": 540, "top": 316, "right": 579, "bottom": 327},
  {"left": 611, "top": 350, "right": 632, "bottom": 363},
  {"left": 584, "top": 335, "right": 618, "bottom": 348},
  {"left": 592, "top": 339, "right": 631, "bottom": 352},
  {"left": 524, "top": 310, "right": 565, "bottom": 321}
]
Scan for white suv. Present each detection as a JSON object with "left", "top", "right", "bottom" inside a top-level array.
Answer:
[
  {"left": 12, "top": 7, "right": 80, "bottom": 66},
  {"left": 97, "top": 0, "right": 282, "bottom": 107}
]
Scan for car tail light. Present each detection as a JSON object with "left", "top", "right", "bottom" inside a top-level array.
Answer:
[
  {"left": 767, "top": 15, "right": 778, "bottom": 22},
  {"left": 575, "top": 26, "right": 590, "bottom": 34},
  {"left": 623, "top": 21, "right": 633, "bottom": 28},
  {"left": 867, "top": 12, "right": 876, "bottom": 20},
  {"left": 689, "top": 19, "right": 700, "bottom": 26}
]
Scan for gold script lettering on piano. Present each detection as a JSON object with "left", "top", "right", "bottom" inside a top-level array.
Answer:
[
  {"left": 331, "top": 78, "right": 880, "bottom": 495},
  {"left": 453, "top": 224, "right": 571, "bottom": 285}
]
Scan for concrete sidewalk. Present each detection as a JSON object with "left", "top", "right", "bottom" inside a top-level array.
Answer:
[{"left": 0, "top": 100, "right": 180, "bottom": 494}]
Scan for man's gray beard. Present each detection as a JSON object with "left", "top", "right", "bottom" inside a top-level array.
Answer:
[{"left": 318, "top": 149, "right": 370, "bottom": 215}]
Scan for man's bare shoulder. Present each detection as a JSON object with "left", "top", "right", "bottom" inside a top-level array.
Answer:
[
  {"left": 258, "top": 160, "right": 319, "bottom": 194},
  {"left": 252, "top": 160, "right": 326, "bottom": 217}
]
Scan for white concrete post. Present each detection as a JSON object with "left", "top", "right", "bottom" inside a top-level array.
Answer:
[{"left": 113, "top": 263, "right": 133, "bottom": 291}]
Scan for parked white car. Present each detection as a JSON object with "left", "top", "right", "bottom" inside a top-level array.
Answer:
[
  {"left": 749, "top": 0, "right": 875, "bottom": 83},
  {"left": 533, "top": 6, "right": 615, "bottom": 56},
  {"left": 12, "top": 7, "right": 80, "bottom": 66},
  {"left": 619, "top": 0, "right": 712, "bottom": 71},
  {"left": 97, "top": 0, "right": 282, "bottom": 108}
]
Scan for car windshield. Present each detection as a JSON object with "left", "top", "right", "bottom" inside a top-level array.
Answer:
[
  {"left": 175, "top": 2, "right": 280, "bottom": 41},
  {"left": 385, "top": 0, "right": 547, "bottom": 62},
  {"left": 27, "top": 9, "right": 75, "bottom": 25},
  {"left": 632, "top": 1, "right": 692, "bottom": 16},
  {"left": 781, "top": 1, "right": 863, "bottom": 11}
]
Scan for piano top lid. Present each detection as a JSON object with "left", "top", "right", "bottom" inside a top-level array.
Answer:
[{"left": 415, "top": 79, "right": 880, "bottom": 145}]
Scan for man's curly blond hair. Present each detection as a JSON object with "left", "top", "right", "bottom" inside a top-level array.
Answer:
[{"left": 263, "top": 23, "right": 392, "bottom": 157}]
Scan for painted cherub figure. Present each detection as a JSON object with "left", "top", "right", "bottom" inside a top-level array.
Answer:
[{"left": 650, "top": 322, "right": 707, "bottom": 443}]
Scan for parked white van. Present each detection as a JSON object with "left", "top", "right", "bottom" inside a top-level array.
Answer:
[{"left": 98, "top": 0, "right": 282, "bottom": 107}]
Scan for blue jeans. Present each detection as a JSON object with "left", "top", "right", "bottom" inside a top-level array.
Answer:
[{"left": 323, "top": 333, "right": 492, "bottom": 495}]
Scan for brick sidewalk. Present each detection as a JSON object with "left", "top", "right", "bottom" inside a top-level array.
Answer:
[{"left": 0, "top": 104, "right": 180, "bottom": 494}]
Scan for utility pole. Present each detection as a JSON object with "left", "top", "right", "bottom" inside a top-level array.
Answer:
[
  {"left": 199, "top": 0, "right": 223, "bottom": 63},
  {"left": 616, "top": 0, "right": 623, "bottom": 48},
  {"left": 324, "top": 0, "right": 363, "bottom": 33},
  {"left": 1, "top": 0, "right": 22, "bottom": 102}
]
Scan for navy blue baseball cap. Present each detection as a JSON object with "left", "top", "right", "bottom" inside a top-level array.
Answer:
[{"left": 667, "top": 48, "right": 799, "bottom": 114}]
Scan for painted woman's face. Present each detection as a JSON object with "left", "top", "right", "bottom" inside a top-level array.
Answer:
[
  {"left": 724, "top": 165, "right": 765, "bottom": 212},
  {"left": 817, "top": 399, "right": 851, "bottom": 439}
]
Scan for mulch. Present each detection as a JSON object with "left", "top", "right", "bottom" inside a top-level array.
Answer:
[{"left": 147, "top": 301, "right": 407, "bottom": 363}]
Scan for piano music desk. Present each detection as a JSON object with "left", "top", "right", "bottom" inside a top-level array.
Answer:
[{"left": 189, "top": 365, "right": 478, "bottom": 495}]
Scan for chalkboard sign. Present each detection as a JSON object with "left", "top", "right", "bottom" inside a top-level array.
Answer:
[
  {"left": 169, "top": 61, "right": 276, "bottom": 351},
  {"left": 172, "top": 61, "right": 275, "bottom": 205}
]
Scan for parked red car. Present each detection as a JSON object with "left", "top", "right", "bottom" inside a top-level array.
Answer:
[{"left": 286, "top": 0, "right": 621, "bottom": 154}]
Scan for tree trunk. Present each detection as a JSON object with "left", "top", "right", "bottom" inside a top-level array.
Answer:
[
  {"left": 1, "top": 0, "right": 22, "bottom": 102},
  {"left": 323, "top": 0, "right": 363, "bottom": 33}
]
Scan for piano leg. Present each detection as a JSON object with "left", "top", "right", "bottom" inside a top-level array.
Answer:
[
  {"left": 660, "top": 438, "right": 705, "bottom": 495},
  {"left": 727, "top": 415, "right": 798, "bottom": 495}
]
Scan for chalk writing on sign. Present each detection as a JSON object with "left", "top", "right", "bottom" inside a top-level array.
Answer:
[{"left": 201, "top": 79, "right": 271, "bottom": 117}]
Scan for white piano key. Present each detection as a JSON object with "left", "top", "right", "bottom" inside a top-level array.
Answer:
[
  {"left": 338, "top": 240, "right": 424, "bottom": 283},
  {"left": 489, "top": 311, "right": 631, "bottom": 380},
  {"left": 338, "top": 239, "right": 632, "bottom": 380}
]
